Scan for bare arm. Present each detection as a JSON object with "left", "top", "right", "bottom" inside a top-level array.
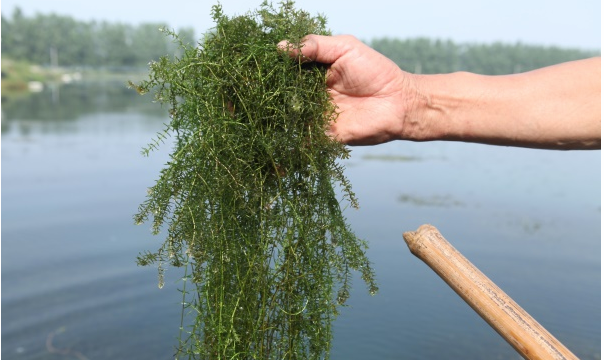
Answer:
[
  {"left": 411, "top": 57, "right": 601, "bottom": 149},
  {"left": 283, "top": 35, "right": 601, "bottom": 150}
]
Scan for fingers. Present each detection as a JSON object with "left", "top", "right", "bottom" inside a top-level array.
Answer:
[{"left": 278, "top": 34, "right": 357, "bottom": 64}]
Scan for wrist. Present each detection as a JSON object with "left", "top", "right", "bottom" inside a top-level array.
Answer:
[{"left": 401, "top": 72, "right": 471, "bottom": 142}]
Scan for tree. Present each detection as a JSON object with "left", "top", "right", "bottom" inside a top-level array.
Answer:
[
  {"left": 131, "top": 23, "right": 170, "bottom": 65},
  {"left": 95, "top": 22, "right": 137, "bottom": 67}
]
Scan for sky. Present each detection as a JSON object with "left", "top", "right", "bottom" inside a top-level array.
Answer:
[{"left": 1, "top": 0, "right": 601, "bottom": 50}]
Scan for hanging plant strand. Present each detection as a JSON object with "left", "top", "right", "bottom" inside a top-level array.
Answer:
[{"left": 132, "top": 2, "right": 377, "bottom": 359}]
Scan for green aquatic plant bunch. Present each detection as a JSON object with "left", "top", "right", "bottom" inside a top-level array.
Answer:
[{"left": 132, "top": 1, "right": 377, "bottom": 359}]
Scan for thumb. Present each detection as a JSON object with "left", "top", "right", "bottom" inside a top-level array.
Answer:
[{"left": 278, "top": 34, "right": 353, "bottom": 64}]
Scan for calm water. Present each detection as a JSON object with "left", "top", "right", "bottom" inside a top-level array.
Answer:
[{"left": 2, "top": 82, "right": 601, "bottom": 359}]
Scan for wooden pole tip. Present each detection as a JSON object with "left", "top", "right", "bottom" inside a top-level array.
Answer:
[{"left": 403, "top": 224, "right": 437, "bottom": 254}]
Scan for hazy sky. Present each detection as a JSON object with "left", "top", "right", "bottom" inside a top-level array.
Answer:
[{"left": 1, "top": 0, "right": 601, "bottom": 50}]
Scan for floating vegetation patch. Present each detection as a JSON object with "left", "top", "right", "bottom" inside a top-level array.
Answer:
[
  {"left": 361, "top": 154, "right": 423, "bottom": 162},
  {"left": 497, "top": 213, "right": 544, "bottom": 235},
  {"left": 132, "top": 1, "right": 377, "bottom": 359},
  {"left": 398, "top": 194, "right": 465, "bottom": 208}
]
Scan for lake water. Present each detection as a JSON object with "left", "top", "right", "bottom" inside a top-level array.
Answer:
[{"left": 2, "top": 82, "right": 600, "bottom": 359}]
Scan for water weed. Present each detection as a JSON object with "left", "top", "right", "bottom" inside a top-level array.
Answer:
[{"left": 132, "top": 2, "right": 377, "bottom": 358}]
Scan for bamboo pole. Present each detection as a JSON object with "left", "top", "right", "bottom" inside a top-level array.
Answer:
[{"left": 402, "top": 224, "right": 579, "bottom": 360}]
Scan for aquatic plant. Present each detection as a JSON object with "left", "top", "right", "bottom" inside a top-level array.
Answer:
[{"left": 132, "top": 2, "right": 377, "bottom": 359}]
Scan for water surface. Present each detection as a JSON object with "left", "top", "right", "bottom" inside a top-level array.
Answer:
[{"left": 2, "top": 82, "right": 600, "bottom": 359}]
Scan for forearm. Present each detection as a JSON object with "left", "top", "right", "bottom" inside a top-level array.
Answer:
[{"left": 405, "top": 57, "right": 601, "bottom": 149}]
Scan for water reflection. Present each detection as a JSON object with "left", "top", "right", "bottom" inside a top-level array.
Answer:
[{"left": 1, "top": 81, "right": 166, "bottom": 127}]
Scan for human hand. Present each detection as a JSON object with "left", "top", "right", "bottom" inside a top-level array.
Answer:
[
  {"left": 279, "top": 35, "right": 418, "bottom": 145},
  {"left": 280, "top": 36, "right": 601, "bottom": 150}
]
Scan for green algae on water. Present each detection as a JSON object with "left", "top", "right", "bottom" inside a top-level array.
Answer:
[{"left": 132, "top": 2, "right": 377, "bottom": 359}]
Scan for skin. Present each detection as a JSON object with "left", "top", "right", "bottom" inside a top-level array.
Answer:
[{"left": 279, "top": 35, "right": 601, "bottom": 150}]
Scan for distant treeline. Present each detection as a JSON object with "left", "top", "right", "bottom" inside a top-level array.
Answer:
[
  {"left": 1, "top": 8, "right": 196, "bottom": 68},
  {"left": 1, "top": 8, "right": 599, "bottom": 73},
  {"left": 370, "top": 38, "right": 599, "bottom": 75}
]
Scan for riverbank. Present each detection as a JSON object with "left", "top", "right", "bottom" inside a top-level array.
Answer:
[
  {"left": 1, "top": 57, "right": 59, "bottom": 94},
  {"left": 1, "top": 58, "right": 148, "bottom": 96}
]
